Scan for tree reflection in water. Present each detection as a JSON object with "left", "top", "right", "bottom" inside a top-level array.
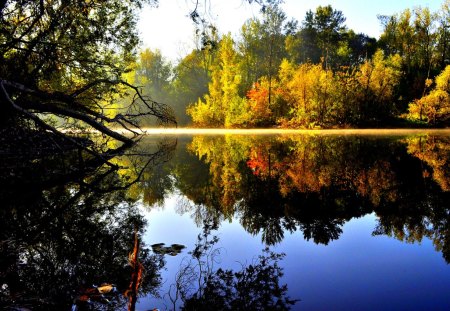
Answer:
[
  {"left": 4, "top": 132, "right": 448, "bottom": 309},
  {"left": 166, "top": 221, "right": 299, "bottom": 310},
  {"left": 138, "top": 134, "right": 450, "bottom": 262},
  {"left": 0, "top": 137, "right": 176, "bottom": 310}
]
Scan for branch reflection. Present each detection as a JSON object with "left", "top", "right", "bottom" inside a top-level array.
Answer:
[{"left": 0, "top": 137, "right": 176, "bottom": 310}]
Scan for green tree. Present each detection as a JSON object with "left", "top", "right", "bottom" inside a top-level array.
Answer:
[
  {"left": 378, "top": 6, "right": 440, "bottom": 102},
  {"left": 339, "top": 31, "right": 377, "bottom": 67},
  {"left": 0, "top": 0, "right": 175, "bottom": 148},
  {"left": 131, "top": 48, "right": 174, "bottom": 126},
  {"left": 137, "top": 49, "right": 172, "bottom": 101},
  {"left": 171, "top": 49, "right": 216, "bottom": 126},
  {"left": 237, "top": 2, "right": 287, "bottom": 99},
  {"left": 413, "top": 7, "right": 438, "bottom": 78},
  {"left": 238, "top": 19, "right": 266, "bottom": 91},
  {"left": 303, "top": 5, "right": 347, "bottom": 69},
  {"left": 437, "top": 0, "right": 450, "bottom": 70}
]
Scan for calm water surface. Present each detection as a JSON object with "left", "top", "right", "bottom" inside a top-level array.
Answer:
[
  {"left": 134, "top": 132, "right": 450, "bottom": 310},
  {"left": 2, "top": 131, "right": 450, "bottom": 310}
]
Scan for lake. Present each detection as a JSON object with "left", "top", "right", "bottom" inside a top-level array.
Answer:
[{"left": 2, "top": 130, "right": 450, "bottom": 310}]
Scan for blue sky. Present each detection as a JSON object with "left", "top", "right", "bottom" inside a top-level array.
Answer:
[{"left": 138, "top": 0, "right": 443, "bottom": 62}]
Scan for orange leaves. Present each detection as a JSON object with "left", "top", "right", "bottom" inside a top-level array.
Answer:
[
  {"left": 246, "top": 82, "right": 272, "bottom": 121},
  {"left": 246, "top": 147, "right": 270, "bottom": 177}
]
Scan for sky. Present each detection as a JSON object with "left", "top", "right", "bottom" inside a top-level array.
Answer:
[{"left": 138, "top": 0, "right": 443, "bottom": 62}]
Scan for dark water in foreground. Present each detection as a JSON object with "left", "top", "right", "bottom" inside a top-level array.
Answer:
[{"left": 2, "top": 131, "right": 450, "bottom": 310}]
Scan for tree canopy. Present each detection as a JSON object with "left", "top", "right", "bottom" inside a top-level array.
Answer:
[
  {"left": 0, "top": 0, "right": 176, "bottom": 151},
  {"left": 129, "top": 1, "right": 447, "bottom": 128}
]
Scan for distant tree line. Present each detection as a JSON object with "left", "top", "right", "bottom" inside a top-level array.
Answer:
[{"left": 132, "top": 1, "right": 450, "bottom": 127}]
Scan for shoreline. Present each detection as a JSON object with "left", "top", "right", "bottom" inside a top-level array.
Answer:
[{"left": 139, "top": 128, "right": 450, "bottom": 136}]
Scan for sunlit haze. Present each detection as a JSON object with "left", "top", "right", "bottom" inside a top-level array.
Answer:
[{"left": 138, "top": 0, "right": 442, "bottom": 62}]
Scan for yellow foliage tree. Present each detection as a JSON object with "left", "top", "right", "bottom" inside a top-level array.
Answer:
[
  {"left": 278, "top": 60, "right": 335, "bottom": 127},
  {"left": 408, "top": 65, "right": 450, "bottom": 125},
  {"left": 188, "top": 34, "right": 250, "bottom": 127},
  {"left": 356, "top": 50, "right": 402, "bottom": 121}
]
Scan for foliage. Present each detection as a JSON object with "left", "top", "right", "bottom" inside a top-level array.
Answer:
[
  {"left": 378, "top": 6, "right": 440, "bottom": 101},
  {"left": 185, "top": 2, "right": 450, "bottom": 128},
  {"left": 279, "top": 60, "right": 335, "bottom": 127},
  {"left": 188, "top": 34, "right": 251, "bottom": 128},
  {"left": 408, "top": 65, "right": 450, "bottom": 124},
  {"left": 0, "top": 0, "right": 175, "bottom": 150},
  {"left": 303, "top": 5, "right": 347, "bottom": 69},
  {"left": 171, "top": 49, "right": 215, "bottom": 125},
  {"left": 121, "top": 48, "right": 175, "bottom": 127},
  {"left": 237, "top": 2, "right": 288, "bottom": 92},
  {"left": 246, "top": 81, "right": 273, "bottom": 124},
  {"left": 356, "top": 50, "right": 403, "bottom": 122}
]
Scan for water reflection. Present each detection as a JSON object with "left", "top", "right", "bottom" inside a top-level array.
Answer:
[
  {"left": 165, "top": 221, "right": 298, "bottom": 310},
  {"left": 2, "top": 132, "right": 450, "bottom": 310},
  {"left": 138, "top": 134, "right": 450, "bottom": 262},
  {"left": 0, "top": 140, "right": 173, "bottom": 310}
]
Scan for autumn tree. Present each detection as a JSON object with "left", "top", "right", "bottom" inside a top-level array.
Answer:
[
  {"left": 246, "top": 80, "right": 272, "bottom": 125},
  {"left": 188, "top": 34, "right": 250, "bottom": 127},
  {"left": 237, "top": 1, "right": 288, "bottom": 99},
  {"left": 278, "top": 60, "right": 336, "bottom": 127},
  {"left": 356, "top": 50, "right": 402, "bottom": 123},
  {"left": 408, "top": 65, "right": 450, "bottom": 125}
]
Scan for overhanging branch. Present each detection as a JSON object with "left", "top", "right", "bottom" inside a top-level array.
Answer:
[{"left": 0, "top": 78, "right": 177, "bottom": 146}]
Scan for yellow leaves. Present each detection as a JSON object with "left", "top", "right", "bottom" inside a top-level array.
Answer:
[
  {"left": 336, "top": 41, "right": 351, "bottom": 59},
  {"left": 189, "top": 33, "right": 247, "bottom": 128},
  {"left": 188, "top": 135, "right": 253, "bottom": 213},
  {"left": 122, "top": 63, "right": 137, "bottom": 85},
  {"left": 278, "top": 59, "right": 295, "bottom": 84},
  {"left": 279, "top": 62, "right": 334, "bottom": 127},
  {"left": 225, "top": 97, "right": 252, "bottom": 128},
  {"left": 187, "top": 98, "right": 215, "bottom": 127},
  {"left": 357, "top": 50, "right": 402, "bottom": 103},
  {"left": 408, "top": 65, "right": 450, "bottom": 124},
  {"left": 356, "top": 161, "right": 398, "bottom": 207},
  {"left": 435, "top": 65, "right": 450, "bottom": 92}
]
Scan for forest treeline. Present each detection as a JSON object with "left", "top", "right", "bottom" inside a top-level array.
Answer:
[{"left": 131, "top": 1, "right": 450, "bottom": 128}]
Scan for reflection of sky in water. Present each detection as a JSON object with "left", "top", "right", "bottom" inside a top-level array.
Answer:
[{"left": 138, "top": 195, "right": 450, "bottom": 311}]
